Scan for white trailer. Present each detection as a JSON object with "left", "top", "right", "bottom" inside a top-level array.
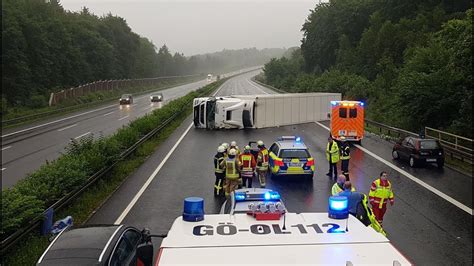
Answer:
[{"left": 193, "top": 93, "right": 341, "bottom": 129}]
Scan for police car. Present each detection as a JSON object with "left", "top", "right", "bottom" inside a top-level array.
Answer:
[
  {"left": 219, "top": 188, "right": 287, "bottom": 215},
  {"left": 268, "top": 136, "right": 315, "bottom": 179},
  {"left": 153, "top": 195, "right": 412, "bottom": 265}
]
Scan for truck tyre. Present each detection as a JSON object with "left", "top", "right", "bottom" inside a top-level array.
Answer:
[{"left": 242, "top": 110, "right": 252, "bottom": 128}]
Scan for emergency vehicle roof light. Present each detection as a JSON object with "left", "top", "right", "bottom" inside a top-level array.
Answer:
[
  {"left": 328, "top": 196, "right": 349, "bottom": 219},
  {"left": 183, "top": 197, "right": 204, "bottom": 222},
  {"left": 295, "top": 137, "right": 301, "bottom": 143},
  {"left": 264, "top": 191, "right": 281, "bottom": 201},
  {"left": 235, "top": 192, "right": 246, "bottom": 201},
  {"left": 360, "top": 102, "right": 364, "bottom": 106},
  {"left": 278, "top": 136, "right": 296, "bottom": 141},
  {"left": 331, "top": 101, "right": 337, "bottom": 106}
]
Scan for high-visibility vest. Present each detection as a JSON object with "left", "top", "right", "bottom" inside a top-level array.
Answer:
[
  {"left": 341, "top": 144, "right": 350, "bottom": 160},
  {"left": 214, "top": 154, "right": 225, "bottom": 174},
  {"left": 369, "top": 179, "right": 394, "bottom": 209},
  {"left": 359, "top": 194, "right": 386, "bottom": 236},
  {"left": 326, "top": 142, "right": 340, "bottom": 163},
  {"left": 240, "top": 154, "right": 254, "bottom": 171},
  {"left": 331, "top": 182, "right": 355, "bottom": 196},
  {"left": 257, "top": 148, "right": 269, "bottom": 168},
  {"left": 225, "top": 158, "right": 240, "bottom": 179}
]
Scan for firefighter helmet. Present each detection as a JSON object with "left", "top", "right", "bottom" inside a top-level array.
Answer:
[
  {"left": 229, "top": 148, "right": 237, "bottom": 156},
  {"left": 217, "top": 145, "right": 226, "bottom": 153}
]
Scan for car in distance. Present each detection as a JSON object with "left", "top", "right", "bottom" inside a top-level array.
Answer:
[
  {"left": 119, "top": 94, "right": 133, "bottom": 105},
  {"left": 392, "top": 136, "right": 444, "bottom": 168},
  {"left": 37, "top": 225, "right": 152, "bottom": 265},
  {"left": 268, "top": 136, "right": 315, "bottom": 179},
  {"left": 220, "top": 188, "right": 286, "bottom": 215},
  {"left": 150, "top": 93, "right": 163, "bottom": 102}
]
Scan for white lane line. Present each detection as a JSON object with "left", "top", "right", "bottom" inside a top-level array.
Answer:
[
  {"left": 115, "top": 122, "right": 194, "bottom": 224},
  {"left": 1, "top": 146, "right": 12, "bottom": 151},
  {"left": 314, "top": 121, "right": 473, "bottom": 215},
  {"left": 74, "top": 132, "right": 91, "bottom": 140},
  {"left": 57, "top": 123, "right": 78, "bottom": 132},
  {"left": 1, "top": 168, "right": 6, "bottom": 171},
  {"left": 115, "top": 82, "right": 227, "bottom": 224},
  {"left": 118, "top": 115, "right": 130, "bottom": 121},
  {"left": 1, "top": 105, "right": 115, "bottom": 138},
  {"left": 247, "top": 78, "right": 268, "bottom": 94},
  {"left": 103, "top": 111, "right": 115, "bottom": 116}
]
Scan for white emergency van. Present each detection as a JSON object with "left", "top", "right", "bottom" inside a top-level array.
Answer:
[{"left": 153, "top": 196, "right": 412, "bottom": 265}]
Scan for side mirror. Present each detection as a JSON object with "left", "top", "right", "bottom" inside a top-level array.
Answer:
[{"left": 136, "top": 243, "right": 154, "bottom": 266}]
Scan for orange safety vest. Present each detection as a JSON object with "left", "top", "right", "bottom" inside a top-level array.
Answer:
[{"left": 257, "top": 148, "right": 269, "bottom": 170}]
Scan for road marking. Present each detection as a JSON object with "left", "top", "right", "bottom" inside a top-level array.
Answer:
[
  {"left": 1, "top": 168, "right": 6, "bottom": 171},
  {"left": 115, "top": 122, "right": 194, "bottom": 224},
  {"left": 57, "top": 123, "right": 78, "bottom": 132},
  {"left": 115, "top": 81, "right": 227, "bottom": 223},
  {"left": 118, "top": 115, "right": 129, "bottom": 121},
  {"left": 314, "top": 121, "right": 473, "bottom": 215},
  {"left": 1, "top": 105, "right": 115, "bottom": 138},
  {"left": 1, "top": 146, "right": 12, "bottom": 151},
  {"left": 103, "top": 111, "right": 114, "bottom": 116},
  {"left": 247, "top": 78, "right": 268, "bottom": 94},
  {"left": 74, "top": 132, "right": 91, "bottom": 140}
]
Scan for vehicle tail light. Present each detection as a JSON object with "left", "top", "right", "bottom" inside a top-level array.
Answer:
[
  {"left": 275, "top": 160, "right": 284, "bottom": 166},
  {"left": 154, "top": 247, "right": 164, "bottom": 266},
  {"left": 306, "top": 159, "right": 314, "bottom": 166}
]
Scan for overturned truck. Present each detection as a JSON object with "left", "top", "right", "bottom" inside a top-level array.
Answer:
[{"left": 193, "top": 93, "right": 341, "bottom": 129}]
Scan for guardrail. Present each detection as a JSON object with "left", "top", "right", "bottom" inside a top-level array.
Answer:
[{"left": 365, "top": 119, "right": 473, "bottom": 164}]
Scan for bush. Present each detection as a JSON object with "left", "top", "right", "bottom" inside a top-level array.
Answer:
[{"left": 26, "top": 94, "right": 48, "bottom": 108}]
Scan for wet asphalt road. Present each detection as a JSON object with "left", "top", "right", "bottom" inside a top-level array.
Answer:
[
  {"left": 1, "top": 68, "right": 259, "bottom": 189},
  {"left": 88, "top": 71, "right": 472, "bottom": 265}
]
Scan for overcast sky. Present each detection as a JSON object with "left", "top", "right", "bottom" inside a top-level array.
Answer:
[{"left": 60, "top": 0, "right": 317, "bottom": 56}]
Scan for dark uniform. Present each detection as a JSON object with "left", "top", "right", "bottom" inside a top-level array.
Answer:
[
  {"left": 340, "top": 141, "right": 350, "bottom": 179},
  {"left": 214, "top": 152, "right": 225, "bottom": 197}
]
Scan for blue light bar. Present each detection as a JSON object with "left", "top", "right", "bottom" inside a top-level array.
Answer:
[
  {"left": 264, "top": 191, "right": 281, "bottom": 201},
  {"left": 360, "top": 102, "right": 364, "bottom": 106},
  {"left": 235, "top": 192, "right": 246, "bottom": 201},
  {"left": 295, "top": 137, "right": 301, "bottom": 143},
  {"left": 331, "top": 101, "right": 337, "bottom": 106},
  {"left": 328, "top": 196, "right": 349, "bottom": 219},
  {"left": 183, "top": 197, "right": 204, "bottom": 222}
]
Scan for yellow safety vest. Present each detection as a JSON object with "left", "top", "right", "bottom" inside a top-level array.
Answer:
[
  {"left": 258, "top": 149, "right": 269, "bottom": 170},
  {"left": 369, "top": 179, "right": 394, "bottom": 208},
  {"left": 331, "top": 183, "right": 355, "bottom": 196},
  {"left": 341, "top": 144, "right": 350, "bottom": 160},
  {"left": 225, "top": 158, "right": 240, "bottom": 179},
  {"left": 326, "top": 142, "right": 340, "bottom": 163}
]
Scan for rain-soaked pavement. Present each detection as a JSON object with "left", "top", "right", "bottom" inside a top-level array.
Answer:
[{"left": 88, "top": 71, "right": 473, "bottom": 265}]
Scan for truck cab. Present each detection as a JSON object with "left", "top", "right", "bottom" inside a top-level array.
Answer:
[{"left": 193, "top": 97, "right": 254, "bottom": 129}]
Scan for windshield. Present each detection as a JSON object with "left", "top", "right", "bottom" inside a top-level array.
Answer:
[
  {"left": 279, "top": 149, "right": 310, "bottom": 158},
  {"left": 420, "top": 140, "right": 440, "bottom": 149}
]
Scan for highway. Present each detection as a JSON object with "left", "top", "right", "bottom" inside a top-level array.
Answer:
[
  {"left": 88, "top": 71, "right": 472, "bottom": 265},
  {"left": 0, "top": 68, "right": 259, "bottom": 189}
]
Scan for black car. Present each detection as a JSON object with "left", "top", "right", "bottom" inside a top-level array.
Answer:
[
  {"left": 392, "top": 136, "right": 444, "bottom": 168},
  {"left": 150, "top": 93, "right": 163, "bottom": 102},
  {"left": 37, "top": 225, "right": 154, "bottom": 266},
  {"left": 120, "top": 94, "right": 133, "bottom": 105}
]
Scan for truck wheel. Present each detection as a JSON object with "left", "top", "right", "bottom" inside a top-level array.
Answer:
[
  {"left": 409, "top": 156, "right": 417, "bottom": 168},
  {"left": 242, "top": 110, "right": 252, "bottom": 128}
]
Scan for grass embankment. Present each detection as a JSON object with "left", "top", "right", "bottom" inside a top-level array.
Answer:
[
  {"left": 1, "top": 75, "right": 203, "bottom": 128},
  {"left": 1, "top": 80, "right": 223, "bottom": 265}
]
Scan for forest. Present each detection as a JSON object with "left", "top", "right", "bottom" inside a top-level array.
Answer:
[
  {"left": 2, "top": 0, "right": 285, "bottom": 110},
  {"left": 262, "top": 0, "right": 472, "bottom": 137}
]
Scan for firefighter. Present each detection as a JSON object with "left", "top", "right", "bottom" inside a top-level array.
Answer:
[
  {"left": 221, "top": 142, "right": 229, "bottom": 158},
  {"left": 339, "top": 136, "right": 350, "bottom": 179},
  {"left": 222, "top": 148, "right": 240, "bottom": 197},
  {"left": 325, "top": 136, "right": 340, "bottom": 180},
  {"left": 213, "top": 145, "right": 226, "bottom": 197},
  {"left": 256, "top": 140, "right": 269, "bottom": 187},
  {"left": 239, "top": 145, "right": 256, "bottom": 188},
  {"left": 229, "top": 141, "right": 241, "bottom": 156},
  {"left": 369, "top": 171, "right": 394, "bottom": 227}
]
